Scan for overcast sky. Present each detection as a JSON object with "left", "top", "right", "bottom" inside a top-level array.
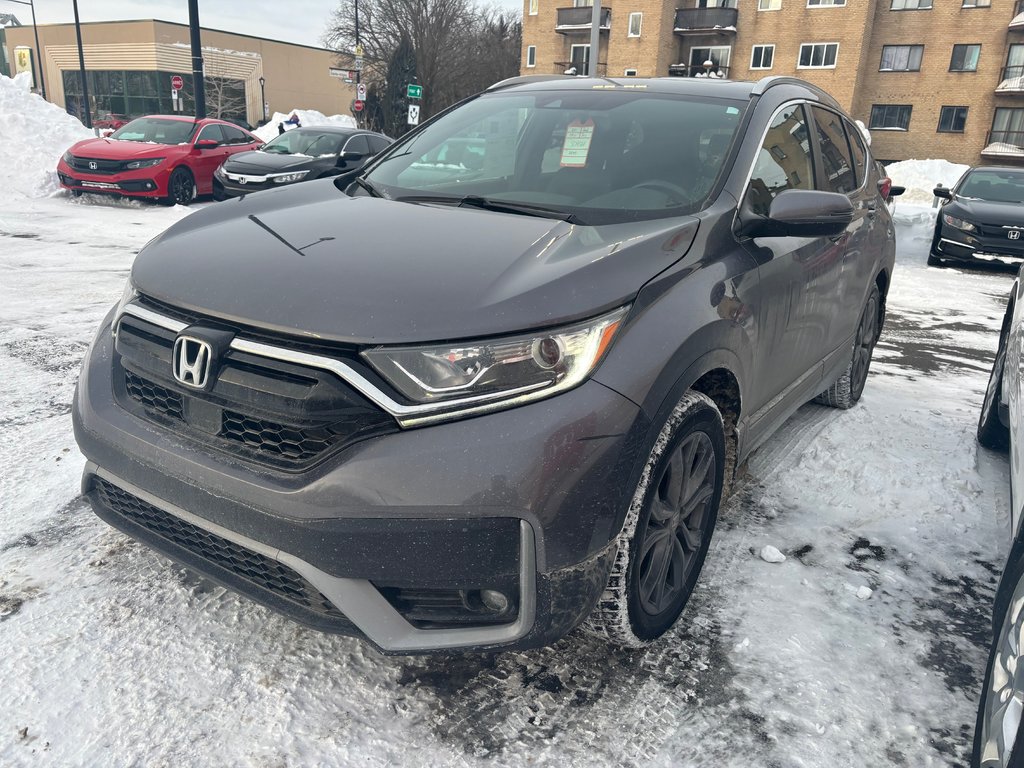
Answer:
[{"left": 24, "top": 0, "right": 522, "bottom": 49}]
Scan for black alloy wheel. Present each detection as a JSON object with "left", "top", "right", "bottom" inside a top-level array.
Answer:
[
  {"left": 850, "top": 285, "right": 880, "bottom": 401},
  {"left": 167, "top": 168, "right": 196, "bottom": 206}
]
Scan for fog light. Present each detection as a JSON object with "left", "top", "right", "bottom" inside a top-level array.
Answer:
[{"left": 480, "top": 589, "right": 509, "bottom": 613}]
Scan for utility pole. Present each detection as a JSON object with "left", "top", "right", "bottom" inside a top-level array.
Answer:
[
  {"left": 188, "top": 0, "right": 206, "bottom": 119},
  {"left": 354, "top": 0, "right": 361, "bottom": 128},
  {"left": 588, "top": 0, "right": 602, "bottom": 77},
  {"left": 71, "top": 0, "right": 90, "bottom": 127},
  {"left": 5, "top": 0, "right": 46, "bottom": 99}
]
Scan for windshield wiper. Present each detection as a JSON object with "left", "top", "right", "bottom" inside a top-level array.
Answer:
[
  {"left": 353, "top": 177, "right": 385, "bottom": 198},
  {"left": 397, "top": 194, "right": 584, "bottom": 224}
]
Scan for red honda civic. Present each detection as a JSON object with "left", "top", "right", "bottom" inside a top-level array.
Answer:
[{"left": 58, "top": 115, "right": 262, "bottom": 205}]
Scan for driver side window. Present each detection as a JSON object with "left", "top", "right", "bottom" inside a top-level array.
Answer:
[
  {"left": 196, "top": 125, "right": 225, "bottom": 145},
  {"left": 746, "top": 104, "right": 815, "bottom": 217}
]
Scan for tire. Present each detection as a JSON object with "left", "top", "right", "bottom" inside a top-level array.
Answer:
[
  {"left": 164, "top": 167, "right": 196, "bottom": 206},
  {"left": 815, "top": 284, "right": 881, "bottom": 409},
  {"left": 586, "top": 390, "right": 725, "bottom": 647},
  {"left": 979, "top": 309, "right": 1011, "bottom": 451},
  {"left": 972, "top": 540, "right": 1024, "bottom": 768}
]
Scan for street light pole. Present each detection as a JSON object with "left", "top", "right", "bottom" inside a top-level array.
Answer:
[
  {"left": 71, "top": 0, "right": 90, "bottom": 128},
  {"left": 354, "top": 0, "right": 361, "bottom": 128},
  {"left": 258, "top": 75, "right": 266, "bottom": 122},
  {"left": 188, "top": 0, "right": 206, "bottom": 119},
  {"left": 588, "top": 0, "right": 602, "bottom": 77},
  {"left": 4, "top": 0, "right": 46, "bottom": 99}
]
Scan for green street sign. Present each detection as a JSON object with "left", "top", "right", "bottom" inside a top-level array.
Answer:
[{"left": 407, "top": 84, "right": 423, "bottom": 100}]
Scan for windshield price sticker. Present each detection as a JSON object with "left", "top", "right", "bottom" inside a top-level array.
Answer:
[{"left": 560, "top": 119, "right": 595, "bottom": 168}]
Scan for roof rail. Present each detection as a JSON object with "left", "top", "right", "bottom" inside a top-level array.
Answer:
[
  {"left": 750, "top": 76, "right": 816, "bottom": 96},
  {"left": 486, "top": 75, "right": 576, "bottom": 92}
]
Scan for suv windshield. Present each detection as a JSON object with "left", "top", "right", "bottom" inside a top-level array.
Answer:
[
  {"left": 263, "top": 130, "right": 346, "bottom": 156},
  {"left": 364, "top": 89, "right": 745, "bottom": 224},
  {"left": 959, "top": 170, "right": 1024, "bottom": 204},
  {"left": 110, "top": 117, "right": 198, "bottom": 145}
]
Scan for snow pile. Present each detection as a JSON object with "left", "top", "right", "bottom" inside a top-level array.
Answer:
[
  {"left": 885, "top": 158, "right": 969, "bottom": 203},
  {"left": 0, "top": 72, "right": 93, "bottom": 201},
  {"left": 253, "top": 109, "right": 356, "bottom": 143}
]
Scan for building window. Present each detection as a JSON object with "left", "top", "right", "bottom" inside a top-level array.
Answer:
[
  {"left": 624, "top": 68, "right": 638, "bottom": 76},
  {"left": 937, "top": 106, "right": 968, "bottom": 132},
  {"left": 950, "top": 44, "right": 981, "bottom": 71},
  {"left": 569, "top": 44, "right": 590, "bottom": 74},
  {"left": 807, "top": 0, "right": 846, "bottom": 6},
  {"left": 573, "top": 0, "right": 592, "bottom": 6},
  {"left": 628, "top": 12, "right": 643, "bottom": 37},
  {"left": 880, "top": 45, "right": 924, "bottom": 71},
  {"left": 758, "top": 0, "right": 782, "bottom": 9},
  {"left": 751, "top": 45, "right": 775, "bottom": 70},
  {"left": 527, "top": 46, "right": 536, "bottom": 68},
  {"left": 869, "top": 104, "right": 913, "bottom": 130},
  {"left": 529, "top": 0, "right": 538, "bottom": 14},
  {"left": 798, "top": 43, "right": 839, "bottom": 68},
  {"left": 961, "top": 0, "right": 990, "bottom": 7},
  {"left": 991, "top": 107, "right": 1024, "bottom": 144},
  {"left": 890, "top": 0, "right": 931, "bottom": 8}
]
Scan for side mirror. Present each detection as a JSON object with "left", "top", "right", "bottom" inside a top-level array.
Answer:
[
  {"left": 933, "top": 186, "right": 951, "bottom": 200},
  {"left": 195, "top": 139, "right": 220, "bottom": 150},
  {"left": 889, "top": 185, "right": 906, "bottom": 198},
  {"left": 339, "top": 150, "right": 364, "bottom": 163},
  {"left": 742, "top": 189, "right": 854, "bottom": 238}
]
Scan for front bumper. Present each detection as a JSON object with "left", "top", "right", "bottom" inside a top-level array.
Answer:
[
  {"left": 213, "top": 172, "right": 295, "bottom": 199},
  {"left": 57, "top": 159, "right": 168, "bottom": 198},
  {"left": 73, "top": 312, "right": 646, "bottom": 652},
  {"left": 935, "top": 222, "right": 1024, "bottom": 264}
]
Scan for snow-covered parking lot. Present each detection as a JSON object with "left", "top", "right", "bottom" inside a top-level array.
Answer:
[{"left": 1, "top": 78, "right": 1019, "bottom": 768}]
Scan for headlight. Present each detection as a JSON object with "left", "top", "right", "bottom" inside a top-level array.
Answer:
[
  {"left": 362, "top": 307, "right": 629, "bottom": 422},
  {"left": 124, "top": 157, "right": 165, "bottom": 170},
  {"left": 943, "top": 214, "right": 977, "bottom": 233},
  {"left": 62, "top": 150, "right": 73, "bottom": 164},
  {"left": 270, "top": 171, "right": 309, "bottom": 184},
  {"left": 111, "top": 277, "right": 138, "bottom": 337}
]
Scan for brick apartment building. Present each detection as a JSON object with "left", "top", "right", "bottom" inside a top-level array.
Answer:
[{"left": 521, "top": 0, "right": 1024, "bottom": 165}]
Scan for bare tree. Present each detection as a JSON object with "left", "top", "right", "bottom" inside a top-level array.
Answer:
[{"left": 203, "top": 61, "right": 248, "bottom": 121}]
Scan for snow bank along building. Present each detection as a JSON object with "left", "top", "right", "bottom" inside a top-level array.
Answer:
[
  {"left": 3, "top": 19, "right": 357, "bottom": 127},
  {"left": 521, "top": 0, "right": 1024, "bottom": 166}
]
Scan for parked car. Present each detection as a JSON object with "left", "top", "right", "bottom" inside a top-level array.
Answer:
[
  {"left": 974, "top": 269, "right": 1024, "bottom": 767},
  {"left": 213, "top": 126, "right": 390, "bottom": 200},
  {"left": 930, "top": 166, "right": 1024, "bottom": 268},
  {"left": 73, "top": 75, "right": 896, "bottom": 654},
  {"left": 93, "top": 113, "right": 130, "bottom": 136},
  {"left": 57, "top": 115, "right": 262, "bottom": 205}
]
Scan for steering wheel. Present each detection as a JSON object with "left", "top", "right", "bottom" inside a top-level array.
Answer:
[{"left": 629, "top": 180, "right": 690, "bottom": 205}]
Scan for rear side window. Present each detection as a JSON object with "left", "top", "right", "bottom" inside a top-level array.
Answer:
[
  {"left": 222, "top": 125, "right": 250, "bottom": 144},
  {"left": 843, "top": 118, "right": 868, "bottom": 188},
  {"left": 344, "top": 134, "right": 371, "bottom": 155},
  {"left": 810, "top": 106, "right": 856, "bottom": 194},
  {"left": 746, "top": 103, "right": 815, "bottom": 217},
  {"left": 368, "top": 135, "right": 391, "bottom": 154}
]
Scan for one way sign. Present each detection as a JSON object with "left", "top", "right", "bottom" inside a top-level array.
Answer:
[{"left": 407, "top": 104, "right": 420, "bottom": 126}]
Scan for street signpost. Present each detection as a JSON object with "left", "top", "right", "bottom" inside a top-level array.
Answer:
[
  {"left": 354, "top": 100, "right": 364, "bottom": 113},
  {"left": 171, "top": 75, "right": 184, "bottom": 91},
  {"left": 408, "top": 104, "right": 420, "bottom": 126},
  {"left": 356, "top": 83, "right": 366, "bottom": 101},
  {"left": 407, "top": 84, "right": 422, "bottom": 100}
]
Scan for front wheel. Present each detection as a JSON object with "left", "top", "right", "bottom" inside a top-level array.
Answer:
[
  {"left": 816, "top": 284, "right": 880, "bottom": 409},
  {"left": 586, "top": 390, "right": 725, "bottom": 647},
  {"left": 164, "top": 167, "right": 196, "bottom": 206}
]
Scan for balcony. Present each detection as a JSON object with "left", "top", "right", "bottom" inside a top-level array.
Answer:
[
  {"left": 673, "top": 7, "right": 738, "bottom": 35},
  {"left": 981, "top": 130, "right": 1024, "bottom": 157},
  {"left": 996, "top": 65, "right": 1024, "bottom": 93},
  {"left": 1011, "top": 0, "right": 1024, "bottom": 30},
  {"left": 554, "top": 60, "right": 607, "bottom": 76},
  {"left": 668, "top": 63, "right": 731, "bottom": 78},
  {"left": 555, "top": 7, "right": 611, "bottom": 33}
]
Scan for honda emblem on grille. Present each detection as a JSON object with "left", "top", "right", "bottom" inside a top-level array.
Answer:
[
  {"left": 1010, "top": 230, "right": 1021, "bottom": 240},
  {"left": 88, "top": 161, "right": 98, "bottom": 170},
  {"left": 238, "top": 177, "right": 247, "bottom": 185},
  {"left": 172, "top": 336, "right": 213, "bottom": 388}
]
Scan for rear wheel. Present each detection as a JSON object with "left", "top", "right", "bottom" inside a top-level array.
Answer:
[
  {"left": 164, "top": 167, "right": 196, "bottom": 206},
  {"left": 978, "top": 310, "right": 1011, "bottom": 450},
  {"left": 816, "top": 284, "right": 880, "bottom": 409},
  {"left": 586, "top": 391, "right": 724, "bottom": 646}
]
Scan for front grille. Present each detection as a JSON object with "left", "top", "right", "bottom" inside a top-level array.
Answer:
[
  {"left": 220, "top": 410, "right": 335, "bottom": 462},
  {"left": 124, "top": 369, "right": 184, "bottom": 422},
  {"left": 67, "top": 155, "right": 123, "bottom": 175},
  {"left": 93, "top": 478, "right": 347, "bottom": 621}
]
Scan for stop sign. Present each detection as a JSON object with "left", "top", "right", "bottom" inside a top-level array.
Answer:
[
  {"left": 353, "top": 99, "right": 364, "bottom": 112},
  {"left": 171, "top": 75, "right": 184, "bottom": 91}
]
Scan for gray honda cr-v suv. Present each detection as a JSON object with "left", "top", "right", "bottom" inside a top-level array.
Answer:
[{"left": 73, "top": 75, "right": 895, "bottom": 653}]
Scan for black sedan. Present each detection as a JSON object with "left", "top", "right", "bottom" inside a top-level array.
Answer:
[
  {"left": 975, "top": 269, "right": 1024, "bottom": 767},
  {"left": 213, "top": 127, "right": 391, "bottom": 199},
  {"left": 930, "top": 166, "right": 1024, "bottom": 268}
]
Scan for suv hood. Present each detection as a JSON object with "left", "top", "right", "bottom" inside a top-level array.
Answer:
[
  {"left": 69, "top": 137, "right": 175, "bottom": 159},
  {"left": 132, "top": 179, "right": 699, "bottom": 345}
]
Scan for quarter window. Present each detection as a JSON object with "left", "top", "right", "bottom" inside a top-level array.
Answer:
[
  {"left": 798, "top": 43, "right": 839, "bottom": 68},
  {"left": 950, "top": 44, "right": 981, "bottom": 71},
  {"left": 869, "top": 104, "right": 912, "bottom": 130},
  {"left": 628, "top": 12, "right": 643, "bottom": 36},
  {"left": 880, "top": 45, "right": 924, "bottom": 71},
  {"left": 811, "top": 107, "right": 856, "bottom": 194},
  {"left": 746, "top": 104, "right": 815, "bottom": 217},
  {"left": 527, "top": 46, "right": 537, "bottom": 68},
  {"left": 751, "top": 45, "right": 775, "bottom": 70},
  {"left": 937, "top": 106, "right": 969, "bottom": 133}
]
